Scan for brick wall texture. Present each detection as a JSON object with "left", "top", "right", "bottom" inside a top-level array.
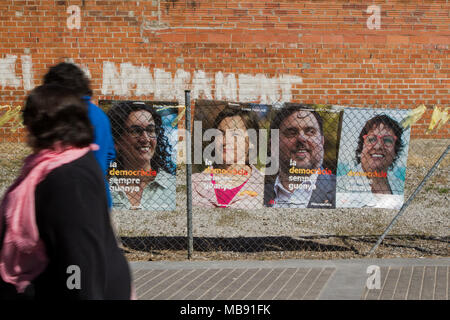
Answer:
[{"left": 0, "top": 0, "right": 449, "bottom": 141}]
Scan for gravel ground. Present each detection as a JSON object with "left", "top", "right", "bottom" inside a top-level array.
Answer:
[{"left": 0, "top": 139, "right": 448, "bottom": 261}]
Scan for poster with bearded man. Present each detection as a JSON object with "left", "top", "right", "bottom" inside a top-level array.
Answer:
[{"left": 264, "top": 104, "right": 342, "bottom": 209}]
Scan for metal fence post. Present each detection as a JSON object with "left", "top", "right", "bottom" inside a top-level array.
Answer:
[
  {"left": 367, "top": 144, "right": 449, "bottom": 256},
  {"left": 185, "top": 90, "right": 193, "bottom": 259}
]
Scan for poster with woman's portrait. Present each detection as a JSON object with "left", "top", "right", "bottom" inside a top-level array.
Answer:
[
  {"left": 336, "top": 108, "right": 411, "bottom": 209},
  {"left": 191, "top": 100, "right": 272, "bottom": 209},
  {"left": 99, "top": 100, "right": 178, "bottom": 211}
]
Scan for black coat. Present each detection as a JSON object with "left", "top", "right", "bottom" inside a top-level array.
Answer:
[
  {"left": 264, "top": 172, "right": 336, "bottom": 209},
  {"left": 0, "top": 152, "right": 131, "bottom": 300}
]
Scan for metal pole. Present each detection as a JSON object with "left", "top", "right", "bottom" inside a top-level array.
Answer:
[
  {"left": 185, "top": 90, "right": 193, "bottom": 259},
  {"left": 367, "top": 144, "right": 449, "bottom": 256}
]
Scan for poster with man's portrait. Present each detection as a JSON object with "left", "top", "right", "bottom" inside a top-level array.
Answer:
[
  {"left": 99, "top": 100, "right": 178, "bottom": 211},
  {"left": 336, "top": 108, "right": 411, "bottom": 209},
  {"left": 263, "top": 104, "right": 342, "bottom": 209},
  {"left": 191, "top": 100, "right": 272, "bottom": 209}
]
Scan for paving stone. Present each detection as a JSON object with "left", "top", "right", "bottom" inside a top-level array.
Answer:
[
  {"left": 134, "top": 269, "right": 166, "bottom": 290},
  {"left": 420, "top": 266, "right": 436, "bottom": 300},
  {"left": 433, "top": 266, "right": 447, "bottom": 300},
  {"left": 136, "top": 269, "right": 180, "bottom": 297},
  {"left": 392, "top": 266, "right": 413, "bottom": 300},
  {"left": 168, "top": 269, "right": 221, "bottom": 300},
  {"left": 229, "top": 269, "right": 273, "bottom": 300},
  {"left": 257, "top": 268, "right": 298, "bottom": 300},
  {"left": 214, "top": 269, "right": 260, "bottom": 300},
  {"left": 141, "top": 269, "right": 194, "bottom": 300},
  {"left": 303, "top": 268, "right": 335, "bottom": 300},
  {"left": 185, "top": 269, "right": 236, "bottom": 300},
  {"left": 155, "top": 269, "right": 208, "bottom": 300},
  {"left": 448, "top": 267, "right": 450, "bottom": 300},
  {"left": 288, "top": 268, "right": 322, "bottom": 300},
  {"left": 407, "top": 266, "right": 424, "bottom": 300},
  {"left": 200, "top": 269, "right": 247, "bottom": 300},
  {"left": 131, "top": 269, "right": 148, "bottom": 282},
  {"left": 380, "top": 268, "right": 400, "bottom": 300},
  {"left": 130, "top": 259, "right": 449, "bottom": 301},
  {"left": 242, "top": 269, "right": 284, "bottom": 300},
  {"left": 273, "top": 268, "right": 310, "bottom": 300}
]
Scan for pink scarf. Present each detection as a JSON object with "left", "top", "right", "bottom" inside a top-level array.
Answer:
[{"left": 0, "top": 144, "right": 98, "bottom": 293}]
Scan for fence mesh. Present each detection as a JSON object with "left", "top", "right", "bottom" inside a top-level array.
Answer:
[{"left": 0, "top": 100, "right": 448, "bottom": 261}]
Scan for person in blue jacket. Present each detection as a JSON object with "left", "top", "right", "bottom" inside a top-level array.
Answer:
[{"left": 43, "top": 62, "right": 116, "bottom": 208}]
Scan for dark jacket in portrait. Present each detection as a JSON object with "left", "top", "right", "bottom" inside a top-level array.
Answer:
[{"left": 264, "top": 171, "right": 336, "bottom": 209}]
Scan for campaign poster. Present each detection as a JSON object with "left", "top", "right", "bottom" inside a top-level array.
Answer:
[
  {"left": 99, "top": 100, "right": 178, "bottom": 211},
  {"left": 263, "top": 104, "right": 342, "bottom": 209},
  {"left": 336, "top": 108, "right": 411, "bottom": 209},
  {"left": 191, "top": 100, "right": 272, "bottom": 209}
]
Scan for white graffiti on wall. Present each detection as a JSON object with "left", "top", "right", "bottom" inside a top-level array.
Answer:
[
  {"left": 0, "top": 55, "right": 34, "bottom": 90},
  {"left": 102, "top": 61, "right": 303, "bottom": 104},
  {"left": 21, "top": 55, "right": 34, "bottom": 91},
  {"left": 1, "top": 56, "right": 303, "bottom": 104},
  {"left": 0, "top": 55, "right": 22, "bottom": 88}
]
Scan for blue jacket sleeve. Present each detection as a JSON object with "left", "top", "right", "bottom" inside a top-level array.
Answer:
[
  {"left": 85, "top": 99, "right": 116, "bottom": 175},
  {"left": 84, "top": 98, "right": 116, "bottom": 209}
]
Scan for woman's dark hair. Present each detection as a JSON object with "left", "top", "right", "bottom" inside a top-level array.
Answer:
[
  {"left": 355, "top": 114, "right": 404, "bottom": 168},
  {"left": 107, "top": 102, "right": 175, "bottom": 175},
  {"left": 211, "top": 106, "right": 261, "bottom": 165},
  {"left": 22, "top": 84, "right": 94, "bottom": 151},
  {"left": 43, "top": 62, "right": 93, "bottom": 97}
]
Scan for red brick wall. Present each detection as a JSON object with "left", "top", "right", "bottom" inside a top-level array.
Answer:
[{"left": 0, "top": 0, "right": 449, "bottom": 141}]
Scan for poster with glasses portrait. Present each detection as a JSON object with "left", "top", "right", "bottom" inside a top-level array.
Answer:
[
  {"left": 191, "top": 100, "right": 272, "bottom": 209},
  {"left": 336, "top": 108, "right": 411, "bottom": 209},
  {"left": 99, "top": 100, "right": 178, "bottom": 211}
]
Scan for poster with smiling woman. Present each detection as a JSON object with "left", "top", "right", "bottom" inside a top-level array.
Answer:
[
  {"left": 99, "top": 100, "right": 178, "bottom": 211},
  {"left": 336, "top": 108, "right": 411, "bottom": 209},
  {"left": 191, "top": 100, "right": 271, "bottom": 209}
]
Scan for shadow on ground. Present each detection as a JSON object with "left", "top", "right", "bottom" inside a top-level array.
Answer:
[
  {"left": 121, "top": 236, "right": 352, "bottom": 253},
  {"left": 120, "top": 234, "right": 449, "bottom": 257}
]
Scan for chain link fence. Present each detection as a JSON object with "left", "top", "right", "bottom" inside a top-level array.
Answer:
[{"left": 0, "top": 100, "right": 448, "bottom": 261}]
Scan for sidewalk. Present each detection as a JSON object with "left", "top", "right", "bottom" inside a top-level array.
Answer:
[{"left": 130, "top": 258, "right": 449, "bottom": 300}]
